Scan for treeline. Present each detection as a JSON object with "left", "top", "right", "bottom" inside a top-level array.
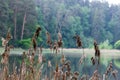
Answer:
[{"left": 0, "top": 0, "right": 120, "bottom": 48}]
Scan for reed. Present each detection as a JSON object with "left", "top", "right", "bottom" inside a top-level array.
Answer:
[{"left": 0, "top": 28, "right": 119, "bottom": 80}]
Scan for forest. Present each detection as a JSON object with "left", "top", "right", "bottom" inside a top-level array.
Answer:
[{"left": 0, "top": 0, "right": 120, "bottom": 49}]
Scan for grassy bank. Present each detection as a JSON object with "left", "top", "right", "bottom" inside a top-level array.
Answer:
[{"left": 0, "top": 47, "right": 120, "bottom": 58}]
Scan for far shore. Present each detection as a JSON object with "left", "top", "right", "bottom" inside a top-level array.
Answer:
[{"left": 0, "top": 47, "right": 120, "bottom": 58}]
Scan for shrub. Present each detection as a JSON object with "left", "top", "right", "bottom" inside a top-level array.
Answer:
[
  {"left": 114, "top": 40, "right": 120, "bottom": 49},
  {"left": 18, "top": 38, "right": 31, "bottom": 49},
  {"left": 99, "top": 40, "right": 113, "bottom": 49}
]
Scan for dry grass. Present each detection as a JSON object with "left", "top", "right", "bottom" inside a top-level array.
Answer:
[{"left": 0, "top": 28, "right": 119, "bottom": 80}]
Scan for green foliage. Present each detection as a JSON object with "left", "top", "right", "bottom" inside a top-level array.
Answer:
[
  {"left": 18, "top": 37, "right": 42, "bottom": 49},
  {"left": 99, "top": 40, "right": 113, "bottom": 49},
  {"left": 83, "top": 37, "right": 94, "bottom": 48},
  {"left": 18, "top": 38, "right": 31, "bottom": 49},
  {"left": 37, "top": 37, "right": 43, "bottom": 46},
  {"left": 114, "top": 40, "right": 120, "bottom": 49}
]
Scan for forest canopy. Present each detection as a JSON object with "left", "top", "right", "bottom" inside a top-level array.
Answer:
[{"left": 0, "top": 0, "right": 120, "bottom": 49}]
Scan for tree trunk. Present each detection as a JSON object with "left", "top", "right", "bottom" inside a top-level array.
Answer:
[
  {"left": 21, "top": 12, "right": 26, "bottom": 40},
  {"left": 14, "top": 7, "right": 17, "bottom": 40}
]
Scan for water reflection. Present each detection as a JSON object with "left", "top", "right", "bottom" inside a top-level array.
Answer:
[{"left": 0, "top": 54, "right": 119, "bottom": 80}]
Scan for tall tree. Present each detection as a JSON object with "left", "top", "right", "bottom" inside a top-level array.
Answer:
[
  {"left": 0, "top": 0, "right": 9, "bottom": 36},
  {"left": 9, "top": 0, "right": 18, "bottom": 40},
  {"left": 109, "top": 6, "right": 120, "bottom": 42},
  {"left": 90, "top": 1, "right": 106, "bottom": 42},
  {"left": 20, "top": 0, "right": 37, "bottom": 40}
]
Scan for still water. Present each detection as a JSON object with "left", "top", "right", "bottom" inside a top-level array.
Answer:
[{"left": 3, "top": 53, "right": 119, "bottom": 80}]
